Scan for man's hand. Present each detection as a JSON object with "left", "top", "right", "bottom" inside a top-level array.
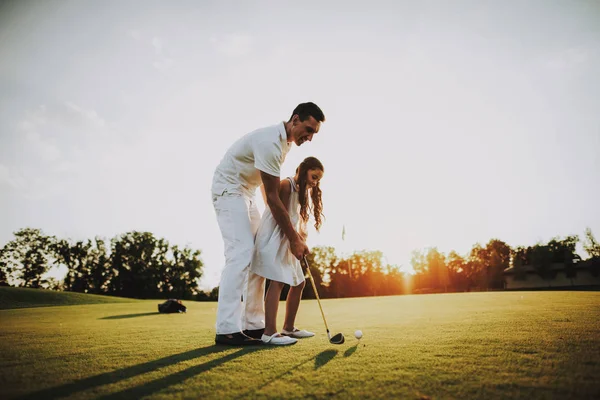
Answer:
[{"left": 290, "top": 236, "right": 309, "bottom": 261}]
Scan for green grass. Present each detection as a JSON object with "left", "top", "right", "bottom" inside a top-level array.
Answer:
[
  {"left": 0, "top": 287, "right": 139, "bottom": 309},
  {"left": 1, "top": 290, "right": 599, "bottom": 399}
]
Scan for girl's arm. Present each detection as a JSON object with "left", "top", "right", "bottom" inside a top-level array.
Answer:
[{"left": 299, "top": 219, "right": 308, "bottom": 241}]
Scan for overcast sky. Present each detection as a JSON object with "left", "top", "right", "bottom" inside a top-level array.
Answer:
[{"left": 1, "top": 0, "right": 599, "bottom": 289}]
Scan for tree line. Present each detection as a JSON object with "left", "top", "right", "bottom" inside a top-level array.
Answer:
[
  {"left": 1, "top": 227, "right": 599, "bottom": 300},
  {"left": 0, "top": 228, "right": 203, "bottom": 300},
  {"left": 409, "top": 230, "right": 599, "bottom": 294}
]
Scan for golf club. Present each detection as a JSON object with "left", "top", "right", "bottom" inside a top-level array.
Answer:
[{"left": 303, "top": 256, "right": 345, "bottom": 345}]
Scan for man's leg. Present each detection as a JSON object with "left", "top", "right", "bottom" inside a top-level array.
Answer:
[
  {"left": 213, "top": 194, "right": 260, "bottom": 343},
  {"left": 243, "top": 198, "right": 266, "bottom": 334},
  {"left": 244, "top": 272, "right": 266, "bottom": 332}
]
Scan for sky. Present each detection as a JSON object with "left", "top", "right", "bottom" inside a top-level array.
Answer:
[{"left": 1, "top": 0, "right": 599, "bottom": 290}]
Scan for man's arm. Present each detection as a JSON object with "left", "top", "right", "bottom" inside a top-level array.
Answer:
[{"left": 260, "top": 171, "right": 309, "bottom": 259}]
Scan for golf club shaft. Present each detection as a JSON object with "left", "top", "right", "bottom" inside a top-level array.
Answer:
[{"left": 303, "top": 256, "right": 331, "bottom": 336}]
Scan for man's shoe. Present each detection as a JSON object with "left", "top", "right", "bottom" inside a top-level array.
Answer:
[
  {"left": 215, "top": 332, "right": 262, "bottom": 346},
  {"left": 243, "top": 328, "right": 265, "bottom": 340}
]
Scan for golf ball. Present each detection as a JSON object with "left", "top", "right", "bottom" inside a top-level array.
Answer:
[{"left": 354, "top": 330, "right": 363, "bottom": 339}]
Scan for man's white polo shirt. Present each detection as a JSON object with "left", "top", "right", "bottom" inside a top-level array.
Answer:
[{"left": 211, "top": 122, "right": 292, "bottom": 198}]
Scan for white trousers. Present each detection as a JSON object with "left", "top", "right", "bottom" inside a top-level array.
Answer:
[{"left": 212, "top": 193, "right": 266, "bottom": 335}]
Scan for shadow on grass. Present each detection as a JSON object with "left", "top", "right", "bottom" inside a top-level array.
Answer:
[
  {"left": 100, "top": 312, "right": 161, "bottom": 320},
  {"left": 344, "top": 344, "right": 358, "bottom": 357},
  {"left": 17, "top": 345, "right": 263, "bottom": 400},
  {"left": 236, "top": 349, "right": 339, "bottom": 399},
  {"left": 315, "top": 349, "right": 338, "bottom": 369}
]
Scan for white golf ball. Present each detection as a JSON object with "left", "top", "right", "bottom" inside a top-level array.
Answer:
[{"left": 354, "top": 330, "right": 363, "bottom": 339}]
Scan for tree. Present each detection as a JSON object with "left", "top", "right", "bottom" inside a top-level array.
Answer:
[
  {"left": 0, "top": 255, "right": 8, "bottom": 286},
  {"left": 54, "top": 239, "right": 93, "bottom": 293},
  {"left": 446, "top": 251, "right": 469, "bottom": 291},
  {"left": 159, "top": 245, "right": 203, "bottom": 300},
  {"left": 529, "top": 243, "right": 554, "bottom": 280},
  {"left": 426, "top": 248, "right": 447, "bottom": 291},
  {"left": 108, "top": 231, "right": 203, "bottom": 299},
  {"left": 546, "top": 235, "right": 580, "bottom": 263},
  {"left": 318, "top": 249, "right": 404, "bottom": 298},
  {"left": 410, "top": 250, "right": 428, "bottom": 290},
  {"left": 88, "top": 238, "right": 112, "bottom": 294},
  {"left": 583, "top": 228, "right": 600, "bottom": 259},
  {"left": 196, "top": 289, "right": 213, "bottom": 301},
  {"left": 410, "top": 248, "right": 448, "bottom": 292},
  {"left": 380, "top": 264, "right": 406, "bottom": 296},
  {"left": 525, "top": 236, "right": 581, "bottom": 280},
  {"left": 108, "top": 232, "right": 166, "bottom": 298},
  {"left": 304, "top": 246, "right": 335, "bottom": 298},
  {"left": 53, "top": 237, "right": 112, "bottom": 294},
  {"left": 485, "top": 239, "right": 512, "bottom": 289},
  {"left": 0, "top": 228, "right": 55, "bottom": 288},
  {"left": 468, "top": 244, "right": 490, "bottom": 290},
  {"left": 511, "top": 247, "right": 528, "bottom": 281}
]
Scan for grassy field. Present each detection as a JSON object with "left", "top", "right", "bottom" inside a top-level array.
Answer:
[{"left": 0, "top": 289, "right": 599, "bottom": 399}]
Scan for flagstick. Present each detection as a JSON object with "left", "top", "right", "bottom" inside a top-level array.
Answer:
[{"left": 342, "top": 224, "right": 352, "bottom": 278}]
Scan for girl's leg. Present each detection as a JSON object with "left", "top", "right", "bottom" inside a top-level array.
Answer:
[
  {"left": 283, "top": 280, "right": 306, "bottom": 332},
  {"left": 264, "top": 280, "right": 285, "bottom": 336}
]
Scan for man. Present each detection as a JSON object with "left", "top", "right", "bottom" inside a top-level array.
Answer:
[{"left": 211, "top": 102, "right": 325, "bottom": 345}]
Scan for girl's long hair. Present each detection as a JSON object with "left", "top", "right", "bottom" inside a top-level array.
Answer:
[{"left": 296, "top": 157, "right": 324, "bottom": 231}]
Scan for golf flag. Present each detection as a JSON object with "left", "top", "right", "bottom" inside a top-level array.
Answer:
[{"left": 342, "top": 225, "right": 346, "bottom": 241}]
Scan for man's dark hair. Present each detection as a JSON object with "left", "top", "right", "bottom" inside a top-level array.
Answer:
[{"left": 289, "top": 102, "right": 325, "bottom": 123}]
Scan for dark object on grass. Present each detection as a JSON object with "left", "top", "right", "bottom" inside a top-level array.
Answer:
[{"left": 158, "top": 299, "right": 187, "bottom": 313}]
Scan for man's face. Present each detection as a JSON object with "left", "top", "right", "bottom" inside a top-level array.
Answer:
[{"left": 291, "top": 115, "right": 321, "bottom": 146}]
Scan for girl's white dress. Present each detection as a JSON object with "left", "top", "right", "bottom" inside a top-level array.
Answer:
[{"left": 251, "top": 177, "right": 305, "bottom": 287}]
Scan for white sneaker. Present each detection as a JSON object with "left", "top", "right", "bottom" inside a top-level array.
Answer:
[
  {"left": 281, "top": 328, "right": 315, "bottom": 338},
  {"left": 261, "top": 333, "right": 298, "bottom": 345}
]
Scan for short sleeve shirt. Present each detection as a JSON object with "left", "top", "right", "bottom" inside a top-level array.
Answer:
[{"left": 211, "top": 122, "right": 291, "bottom": 198}]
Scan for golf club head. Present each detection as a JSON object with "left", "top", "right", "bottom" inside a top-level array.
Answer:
[{"left": 330, "top": 333, "right": 345, "bottom": 345}]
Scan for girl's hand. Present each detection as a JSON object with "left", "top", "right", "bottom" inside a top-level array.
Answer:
[{"left": 291, "top": 235, "right": 309, "bottom": 260}]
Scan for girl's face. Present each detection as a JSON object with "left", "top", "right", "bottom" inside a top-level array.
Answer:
[{"left": 305, "top": 168, "right": 324, "bottom": 189}]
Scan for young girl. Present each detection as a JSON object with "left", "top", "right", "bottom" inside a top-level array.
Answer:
[{"left": 250, "top": 156, "right": 325, "bottom": 345}]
